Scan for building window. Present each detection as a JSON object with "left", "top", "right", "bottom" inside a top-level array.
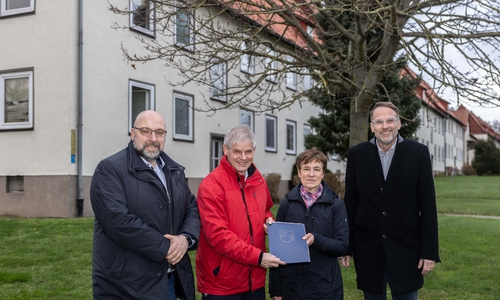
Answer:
[
  {"left": 0, "top": 0, "right": 34, "bottom": 17},
  {"left": 173, "top": 92, "right": 194, "bottom": 141},
  {"left": 430, "top": 128, "right": 433, "bottom": 143},
  {"left": 1, "top": 70, "right": 33, "bottom": 130},
  {"left": 240, "top": 109, "right": 254, "bottom": 131},
  {"left": 7, "top": 176, "right": 24, "bottom": 193},
  {"left": 286, "top": 56, "right": 297, "bottom": 90},
  {"left": 307, "top": 25, "right": 314, "bottom": 37},
  {"left": 130, "top": 0, "right": 155, "bottom": 36},
  {"left": 304, "top": 124, "right": 311, "bottom": 136},
  {"left": 286, "top": 120, "right": 296, "bottom": 155},
  {"left": 240, "top": 41, "right": 254, "bottom": 74},
  {"left": 265, "top": 115, "right": 277, "bottom": 152},
  {"left": 304, "top": 72, "right": 312, "bottom": 90},
  {"left": 265, "top": 48, "right": 277, "bottom": 83},
  {"left": 210, "top": 59, "right": 227, "bottom": 102},
  {"left": 174, "top": 2, "right": 193, "bottom": 50},
  {"left": 129, "top": 80, "right": 155, "bottom": 129},
  {"left": 210, "top": 135, "right": 224, "bottom": 171}
]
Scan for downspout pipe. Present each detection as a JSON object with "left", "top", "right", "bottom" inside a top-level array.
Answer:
[{"left": 76, "top": 0, "right": 84, "bottom": 217}]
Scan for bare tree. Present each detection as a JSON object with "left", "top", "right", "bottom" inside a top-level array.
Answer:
[
  {"left": 110, "top": 0, "right": 500, "bottom": 146},
  {"left": 489, "top": 120, "right": 500, "bottom": 134}
]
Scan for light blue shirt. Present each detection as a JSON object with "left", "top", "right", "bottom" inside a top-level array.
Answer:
[{"left": 370, "top": 135, "right": 403, "bottom": 180}]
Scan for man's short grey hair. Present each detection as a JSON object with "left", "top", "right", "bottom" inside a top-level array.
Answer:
[{"left": 224, "top": 125, "right": 256, "bottom": 149}]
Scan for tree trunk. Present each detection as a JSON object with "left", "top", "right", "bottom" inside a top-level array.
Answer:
[{"left": 349, "top": 97, "right": 371, "bottom": 147}]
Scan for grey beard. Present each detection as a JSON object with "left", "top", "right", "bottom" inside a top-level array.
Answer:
[
  {"left": 140, "top": 149, "right": 160, "bottom": 162},
  {"left": 133, "top": 141, "right": 161, "bottom": 162}
]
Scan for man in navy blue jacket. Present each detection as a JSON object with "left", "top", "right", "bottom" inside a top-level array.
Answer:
[
  {"left": 341, "top": 102, "right": 440, "bottom": 300},
  {"left": 91, "top": 110, "right": 200, "bottom": 300}
]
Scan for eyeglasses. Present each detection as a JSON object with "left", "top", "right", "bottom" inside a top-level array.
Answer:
[
  {"left": 371, "top": 118, "right": 399, "bottom": 126},
  {"left": 132, "top": 127, "right": 167, "bottom": 138}
]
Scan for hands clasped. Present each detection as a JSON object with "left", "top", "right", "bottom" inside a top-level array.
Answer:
[{"left": 164, "top": 234, "right": 189, "bottom": 265}]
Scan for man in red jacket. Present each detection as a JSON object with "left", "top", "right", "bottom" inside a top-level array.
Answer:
[{"left": 196, "top": 125, "right": 285, "bottom": 299}]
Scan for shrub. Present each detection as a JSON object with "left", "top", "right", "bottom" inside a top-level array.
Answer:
[
  {"left": 265, "top": 173, "right": 282, "bottom": 204},
  {"left": 472, "top": 140, "right": 500, "bottom": 175},
  {"left": 461, "top": 164, "right": 476, "bottom": 176},
  {"left": 323, "top": 172, "right": 345, "bottom": 200}
]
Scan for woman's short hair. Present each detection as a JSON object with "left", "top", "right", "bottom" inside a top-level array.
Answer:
[{"left": 296, "top": 147, "right": 328, "bottom": 172}]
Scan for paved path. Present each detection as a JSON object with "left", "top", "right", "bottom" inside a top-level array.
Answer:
[{"left": 442, "top": 213, "right": 500, "bottom": 219}]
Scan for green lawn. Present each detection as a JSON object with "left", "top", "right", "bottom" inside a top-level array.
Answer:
[
  {"left": 434, "top": 176, "right": 500, "bottom": 215},
  {"left": 1, "top": 176, "right": 499, "bottom": 299}
]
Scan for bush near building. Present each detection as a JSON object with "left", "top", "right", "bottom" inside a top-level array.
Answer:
[
  {"left": 472, "top": 140, "right": 500, "bottom": 175},
  {"left": 264, "top": 173, "right": 282, "bottom": 204}
]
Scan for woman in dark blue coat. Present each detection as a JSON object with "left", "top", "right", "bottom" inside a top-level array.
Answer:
[{"left": 269, "top": 148, "right": 349, "bottom": 300}]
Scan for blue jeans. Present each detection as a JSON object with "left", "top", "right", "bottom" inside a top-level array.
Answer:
[
  {"left": 363, "top": 263, "right": 418, "bottom": 300},
  {"left": 202, "top": 287, "right": 265, "bottom": 300},
  {"left": 168, "top": 273, "right": 176, "bottom": 300}
]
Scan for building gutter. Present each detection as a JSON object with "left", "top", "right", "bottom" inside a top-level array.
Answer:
[{"left": 76, "top": 0, "right": 84, "bottom": 217}]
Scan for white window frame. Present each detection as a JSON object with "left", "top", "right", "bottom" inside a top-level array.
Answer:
[
  {"left": 265, "top": 49, "right": 278, "bottom": 83},
  {"left": 240, "top": 41, "right": 255, "bottom": 74},
  {"left": 304, "top": 124, "right": 311, "bottom": 136},
  {"left": 286, "top": 120, "right": 297, "bottom": 155},
  {"left": 173, "top": 92, "right": 194, "bottom": 141},
  {"left": 130, "top": 0, "right": 155, "bottom": 36},
  {"left": 174, "top": 1, "right": 194, "bottom": 50},
  {"left": 307, "top": 25, "right": 314, "bottom": 37},
  {"left": 240, "top": 109, "right": 254, "bottom": 131},
  {"left": 0, "top": 0, "right": 34, "bottom": 17},
  {"left": 0, "top": 70, "right": 33, "bottom": 130},
  {"left": 210, "top": 59, "right": 227, "bottom": 102},
  {"left": 129, "top": 80, "right": 155, "bottom": 130},
  {"left": 210, "top": 135, "right": 224, "bottom": 171},
  {"left": 304, "top": 71, "right": 312, "bottom": 90},
  {"left": 286, "top": 56, "right": 297, "bottom": 90},
  {"left": 265, "top": 115, "right": 277, "bottom": 152}
]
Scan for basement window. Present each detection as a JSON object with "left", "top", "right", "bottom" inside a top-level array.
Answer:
[{"left": 7, "top": 176, "right": 24, "bottom": 193}]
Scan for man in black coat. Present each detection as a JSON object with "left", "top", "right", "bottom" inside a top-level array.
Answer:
[
  {"left": 340, "top": 102, "right": 440, "bottom": 300},
  {"left": 90, "top": 110, "right": 200, "bottom": 300}
]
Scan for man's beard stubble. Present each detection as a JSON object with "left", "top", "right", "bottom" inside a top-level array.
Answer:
[{"left": 133, "top": 141, "right": 161, "bottom": 163}]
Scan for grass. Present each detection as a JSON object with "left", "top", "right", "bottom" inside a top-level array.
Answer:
[
  {"left": 434, "top": 176, "right": 500, "bottom": 215},
  {"left": 0, "top": 176, "right": 499, "bottom": 299},
  {"left": 0, "top": 218, "right": 93, "bottom": 299}
]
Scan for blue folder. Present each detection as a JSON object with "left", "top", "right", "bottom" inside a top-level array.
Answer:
[{"left": 268, "top": 221, "right": 310, "bottom": 264}]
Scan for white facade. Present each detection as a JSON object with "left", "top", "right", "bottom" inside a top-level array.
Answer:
[
  {"left": 0, "top": 1, "right": 344, "bottom": 217},
  {"left": 416, "top": 104, "right": 467, "bottom": 176},
  {"left": 1, "top": 1, "right": 473, "bottom": 217}
]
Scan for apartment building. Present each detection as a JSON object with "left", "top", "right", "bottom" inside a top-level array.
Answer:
[{"left": 1, "top": 1, "right": 347, "bottom": 217}]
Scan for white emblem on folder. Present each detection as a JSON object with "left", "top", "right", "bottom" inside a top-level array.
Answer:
[{"left": 279, "top": 230, "right": 295, "bottom": 243}]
